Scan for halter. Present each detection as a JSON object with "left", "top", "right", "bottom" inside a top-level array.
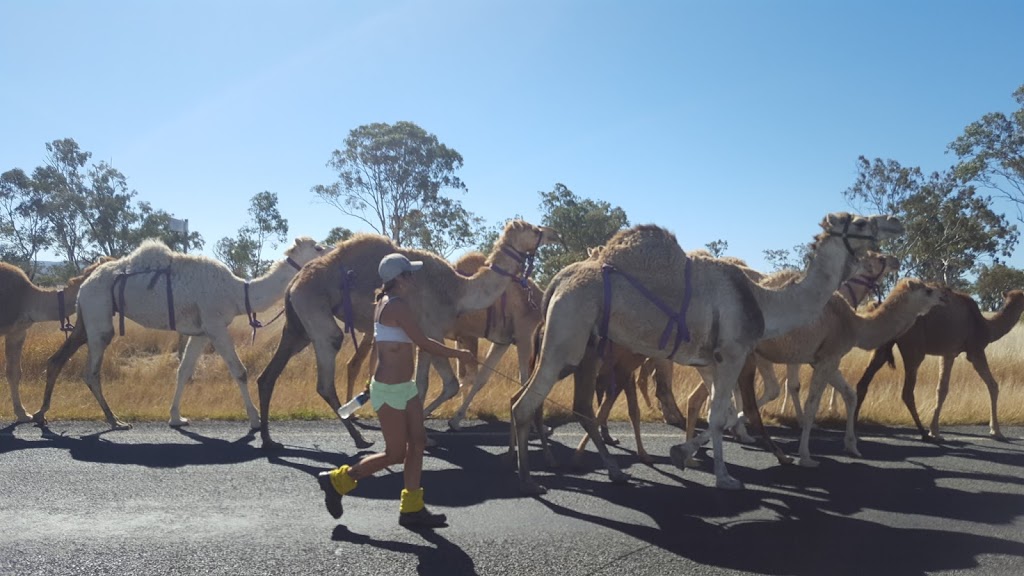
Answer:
[
  {"left": 56, "top": 290, "right": 74, "bottom": 339},
  {"left": 826, "top": 215, "right": 880, "bottom": 257},
  {"left": 842, "top": 262, "right": 887, "bottom": 305},
  {"left": 243, "top": 282, "right": 285, "bottom": 344},
  {"left": 488, "top": 231, "right": 544, "bottom": 287},
  {"left": 286, "top": 257, "right": 303, "bottom": 271}
]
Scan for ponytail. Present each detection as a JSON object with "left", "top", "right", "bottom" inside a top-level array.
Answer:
[{"left": 374, "top": 279, "right": 398, "bottom": 302}]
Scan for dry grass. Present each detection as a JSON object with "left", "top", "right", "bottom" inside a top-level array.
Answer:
[{"left": 3, "top": 315, "right": 1024, "bottom": 428}]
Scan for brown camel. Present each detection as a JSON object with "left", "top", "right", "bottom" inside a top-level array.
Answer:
[
  {"left": 854, "top": 288, "right": 1024, "bottom": 442},
  {"left": 510, "top": 213, "right": 903, "bottom": 494},
  {"left": 0, "top": 258, "right": 111, "bottom": 422},
  {"left": 32, "top": 237, "right": 325, "bottom": 430},
  {"left": 254, "top": 220, "right": 560, "bottom": 450},
  {"left": 443, "top": 251, "right": 544, "bottom": 430}
]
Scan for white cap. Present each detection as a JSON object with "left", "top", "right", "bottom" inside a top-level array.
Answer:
[{"left": 378, "top": 253, "right": 423, "bottom": 282}]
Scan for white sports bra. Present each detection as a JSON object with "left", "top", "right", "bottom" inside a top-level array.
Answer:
[{"left": 374, "top": 297, "right": 413, "bottom": 344}]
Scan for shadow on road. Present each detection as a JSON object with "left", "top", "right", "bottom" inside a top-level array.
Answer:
[{"left": 331, "top": 524, "right": 478, "bottom": 576}]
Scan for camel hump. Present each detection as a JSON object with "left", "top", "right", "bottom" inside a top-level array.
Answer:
[
  {"left": 454, "top": 251, "right": 487, "bottom": 275},
  {"left": 123, "top": 239, "right": 175, "bottom": 270},
  {"left": 596, "top": 224, "right": 687, "bottom": 276}
]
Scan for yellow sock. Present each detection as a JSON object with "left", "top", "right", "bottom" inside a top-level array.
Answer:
[
  {"left": 329, "top": 465, "right": 358, "bottom": 495},
  {"left": 400, "top": 487, "right": 424, "bottom": 513}
]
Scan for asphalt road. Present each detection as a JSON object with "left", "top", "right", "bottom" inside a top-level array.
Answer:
[{"left": 2, "top": 419, "right": 1023, "bottom": 576}]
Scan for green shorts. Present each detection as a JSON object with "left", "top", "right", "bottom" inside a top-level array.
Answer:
[{"left": 369, "top": 379, "right": 419, "bottom": 411}]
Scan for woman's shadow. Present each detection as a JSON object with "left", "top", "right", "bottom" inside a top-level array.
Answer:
[{"left": 331, "top": 524, "right": 478, "bottom": 576}]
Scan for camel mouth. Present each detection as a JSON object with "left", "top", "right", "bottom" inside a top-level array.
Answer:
[
  {"left": 538, "top": 226, "right": 563, "bottom": 248},
  {"left": 871, "top": 215, "right": 905, "bottom": 239}
]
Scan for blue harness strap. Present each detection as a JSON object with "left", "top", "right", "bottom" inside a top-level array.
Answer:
[{"left": 597, "top": 257, "right": 693, "bottom": 359}]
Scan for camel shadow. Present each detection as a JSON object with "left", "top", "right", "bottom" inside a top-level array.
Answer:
[{"left": 330, "top": 524, "right": 478, "bottom": 576}]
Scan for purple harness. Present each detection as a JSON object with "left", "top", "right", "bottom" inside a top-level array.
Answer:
[
  {"left": 331, "top": 264, "right": 359, "bottom": 351},
  {"left": 111, "top": 267, "right": 175, "bottom": 336},
  {"left": 597, "top": 258, "right": 693, "bottom": 359},
  {"left": 56, "top": 290, "right": 74, "bottom": 338},
  {"left": 842, "top": 266, "right": 886, "bottom": 305}
]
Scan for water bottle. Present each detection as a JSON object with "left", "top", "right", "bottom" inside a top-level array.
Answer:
[{"left": 337, "top": 391, "right": 369, "bottom": 419}]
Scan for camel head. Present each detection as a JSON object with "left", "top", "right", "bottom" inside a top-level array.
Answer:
[
  {"left": 1001, "top": 289, "right": 1024, "bottom": 311},
  {"left": 893, "top": 278, "right": 951, "bottom": 314},
  {"left": 64, "top": 256, "right": 117, "bottom": 301},
  {"left": 819, "top": 212, "right": 904, "bottom": 257},
  {"left": 284, "top": 236, "right": 327, "bottom": 269},
  {"left": 497, "top": 220, "right": 562, "bottom": 255}
]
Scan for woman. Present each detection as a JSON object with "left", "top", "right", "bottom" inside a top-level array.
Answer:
[{"left": 317, "top": 253, "right": 476, "bottom": 528}]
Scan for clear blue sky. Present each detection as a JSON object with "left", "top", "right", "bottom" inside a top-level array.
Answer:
[{"left": 3, "top": 0, "right": 1023, "bottom": 271}]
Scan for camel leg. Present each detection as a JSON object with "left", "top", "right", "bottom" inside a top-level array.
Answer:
[
  {"left": 755, "top": 357, "right": 781, "bottom": 408},
  {"left": 422, "top": 354, "right": 460, "bottom": 418},
  {"left": 169, "top": 335, "right": 205, "bottom": 427},
  {"left": 448, "top": 342, "right": 509, "bottom": 431},
  {"left": 33, "top": 320, "right": 88, "bottom": 425},
  {"left": 967, "top": 352, "right": 1004, "bottom": 440},
  {"left": 4, "top": 330, "right": 31, "bottom": 423},
  {"left": 205, "top": 329, "right": 260, "bottom": 430},
  {"left": 829, "top": 369, "right": 860, "bottom": 457},
  {"left": 82, "top": 326, "right": 129, "bottom": 430},
  {"left": 622, "top": 373, "right": 651, "bottom": 463},
  {"left": 924, "top": 355, "right": 955, "bottom": 442},
  {"left": 573, "top": 372, "right": 618, "bottom": 468},
  {"left": 898, "top": 355, "right": 929, "bottom": 442},
  {"left": 571, "top": 346, "right": 628, "bottom": 484},
  {"left": 685, "top": 379, "right": 708, "bottom": 443},
  {"left": 797, "top": 364, "right": 832, "bottom": 467},
  {"left": 730, "top": 385, "right": 755, "bottom": 444},
  {"left": 257, "top": 313, "right": 313, "bottom": 450},
  {"left": 343, "top": 332, "right": 373, "bottom": 402},
  {"left": 786, "top": 364, "right": 806, "bottom": 422},
  {"left": 652, "top": 361, "right": 685, "bottom": 426},
  {"left": 674, "top": 352, "right": 746, "bottom": 490},
  {"left": 854, "top": 345, "right": 893, "bottom": 424}
]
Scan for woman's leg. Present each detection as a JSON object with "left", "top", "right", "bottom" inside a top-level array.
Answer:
[
  {"left": 349, "top": 403, "right": 408, "bottom": 480},
  {"left": 402, "top": 395, "right": 426, "bottom": 491}
]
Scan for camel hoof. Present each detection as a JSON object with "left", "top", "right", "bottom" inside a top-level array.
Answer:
[
  {"left": 609, "top": 470, "right": 631, "bottom": 485},
  {"left": 991, "top": 432, "right": 1008, "bottom": 442},
  {"left": 261, "top": 438, "right": 284, "bottom": 451},
  {"left": 776, "top": 454, "right": 795, "bottom": 466},
  {"left": 111, "top": 421, "right": 132, "bottom": 431},
  {"left": 169, "top": 418, "right": 190, "bottom": 428},
  {"left": 845, "top": 443, "right": 862, "bottom": 458},
  {"left": 798, "top": 457, "right": 820, "bottom": 468},
  {"left": 31, "top": 413, "right": 48, "bottom": 426},
  {"left": 15, "top": 413, "right": 32, "bottom": 424},
  {"left": 602, "top": 435, "right": 621, "bottom": 446},
  {"left": 639, "top": 453, "right": 654, "bottom": 465},
  {"left": 669, "top": 444, "right": 695, "bottom": 471},
  {"left": 716, "top": 475, "right": 744, "bottom": 490},
  {"left": 447, "top": 418, "right": 463, "bottom": 432},
  {"left": 519, "top": 479, "right": 548, "bottom": 496}
]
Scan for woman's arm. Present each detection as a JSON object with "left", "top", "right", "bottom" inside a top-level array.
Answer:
[{"left": 389, "top": 299, "right": 476, "bottom": 364}]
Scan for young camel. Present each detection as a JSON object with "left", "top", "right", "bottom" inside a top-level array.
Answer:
[
  {"left": 444, "top": 251, "right": 544, "bottom": 431},
  {"left": 0, "top": 258, "right": 111, "bottom": 422},
  {"left": 758, "top": 252, "right": 901, "bottom": 417},
  {"left": 32, "top": 237, "right": 325, "bottom": 430},
  {"left": 254, "top": 220, "right": 560, "bottom": 451},
  {"left": 855, "top": 288, "right": 1024, "bottom": 442},
  {"left": 510, "top": 213, "right": 904, "bottom": 494}
]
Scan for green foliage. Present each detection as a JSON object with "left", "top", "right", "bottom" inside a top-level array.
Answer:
[
  {"left": 844, "top": 156, "right": 1018, "bottom": 287},
  {"left": 2, "top": 138, "right": 204, "bottom": 274},
  {"left": 949, "top": 84, "right": 1024, "bottom": 223},
  {"left": 974, "top": 262, "right": 1024, "bottom": 311},
  {"left": 762, "top": 245, "right": 810, "bottom": 273},
  {"left": 535, "top": 183, "right": 629, "bottom": 287},
  {"left": 324, "top": 226, "right": 354, "bottom": 246},
  {"left": 312, "top": 121, "right": 483, "bottom": 256},
  {"left": 214, "top": 191, "right": 288, "bottom": 278},
  {"left": 704, "top": 239, "right": 729, "bottom": 258}
]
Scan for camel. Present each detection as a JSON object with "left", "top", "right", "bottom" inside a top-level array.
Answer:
[
  {"left": 0, "top": 258, "right": 111, "bottom": 422},
  {"left": 254, "top": 220, "right": 560, "bottom": 451},
  {"left": 443, "top": 251, "right": 544, "bottom": 430},
  {"left": 755, "top": 252, "right": 901, "bottom": 416},
  {"left": 509, "top": 212, "right": 903, "bottom": 494},
  {"left": 854, "top": 288, "right": 1024, "bottom": 442},
  {"left": 31, "top": 237, "right": 326, "bottom": 430}
]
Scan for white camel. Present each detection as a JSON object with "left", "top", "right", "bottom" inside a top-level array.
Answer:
[
  {"left": 32, "top": 236, "right": 325, "bottom": 429},
  {"left": 510, "top": 213, "right": 903, "bottom": 493}
]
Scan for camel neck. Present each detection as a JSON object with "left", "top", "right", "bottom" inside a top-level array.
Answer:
[
  {"left": 241, "top": 258, "right": 298, "bottom": 313},
  {"left": 457, "top": 242, "right": 526, "bottom": 313},
  {"left": 985, "top": 298, "right": 1024, "bottom": 343},
  {"left": 23, "top": 283, "right": 66, "bottom": 324},
  {"left": 752, "top": 236, "right": 853, "bottom": 339}
]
